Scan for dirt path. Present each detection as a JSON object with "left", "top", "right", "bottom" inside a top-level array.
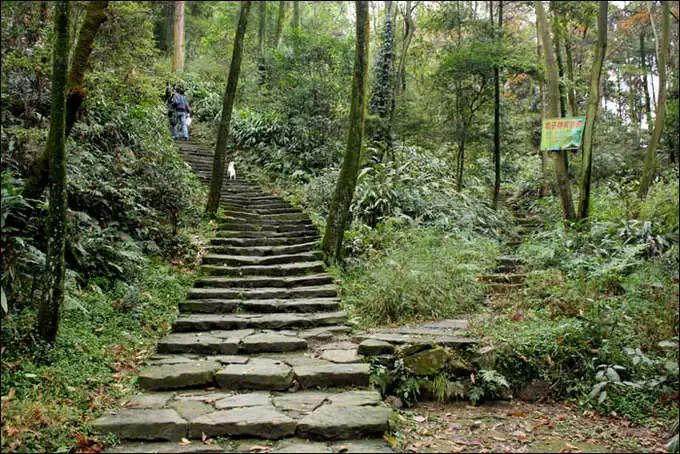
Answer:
[{"left": 392, "top": 400, "right": 670, "bottom": 453}]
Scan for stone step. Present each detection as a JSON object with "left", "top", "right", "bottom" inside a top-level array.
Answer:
[
  {"left": 488, "top": 282, "right": 523, "bottom": 293},
  {"left": 215, "top": 223, "right": 317, "bottom": 234},
  {"left": 212, "top": 229, "right": 319, "bottom": 239},
  {"left": 187, "top": 285, "right": 337, "bottom": 301},
  {"left": 157, "top": 330, "right": 307, "bottom": 355},
  {"left": 173, "top": 310, "right": 346, "bottom": 332},
  {"left": 194, "top": 274, "right": 333, "bottom": 289},
  {"left": 204, "top": 242, "right": 317, "bottom": 257},
  {"left": 106, "top": 438, "right": 393, "bottom": 453},
  {"left": 220, "top": 195, "right": 285, "bottom": 203},
  {"left": 179, "top": 297, "right": 341, "bottom": 314},
  {"left": 202, "top": 251, "right": 322, "bottom": 266},
  {"left": 200, "top": 261, "right": 324, "bottom": 277},
  {"left": 94, "top": 389, "right": 390, "bottom": 443},
  {"left": 217, "top": 216, "right": 313, "bottom": 227},
  {"left": 136, "top": 355, "right": 368, "bottom": 392},
  {"left": 494, "top": 264, "right": 517, "bottom": 273},
  {"left": 222, "top": 201, "right": 294, "bottom": 210},
  {"left": 210, "top": 236, "right": 319, "bottom": 247},
  {"left": 498, "top": 255, "right": 521, "bottom": 266},
  {"left": 478, "top": 273, "right": 527, "bottom": 284}
]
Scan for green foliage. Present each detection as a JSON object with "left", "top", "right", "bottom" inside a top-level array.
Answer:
[
  {"left": 337, "top": 228, "right": 497, "bottom": 326},
  {"left": 0, "top": 260, "right": 190, "bottom": 453}
]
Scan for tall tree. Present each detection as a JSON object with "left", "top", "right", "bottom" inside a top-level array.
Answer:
[
  {"left": 638, "top": 1, "right": 670, "bottom": 199},
  {"left": 577, "top": 1, "right": 607, "bottom": 221},
  {"left": 395, "top": 1, "right": 417, "bottom": 95},
  {"left": 23, "top": 0, "right": 109, "bottom": 202},
  {"left": 322, "top": 0, "right": 370, "bottom": 262},
  {"left": 492, "top": 0, "right": 503, "bottom": 209},
  {"left": 292, "top": 0, "right": 301, "bottom": 30},
  {"left": 369, "top": 0, "right": 396, "bottom": 155},
  {"left": 257, "top": 0, "right": 267, "bottom": 83},
  {"left": 274, "top": 0, "right": 286, "bottom": 49},
  {"left": 172, "top": 0, "right": 185, "bottom": 72},
  {"left": 536, "top": 14, "right": 552, "bottom": 198},
  {"left": 550, "top": 1, "right": 568, "bottom": 118},
  {"left": 206, "top": 1, "right": 251, "bottom": 215},
  {"left": 640, "top": 29, "right": 654, "bottom": 131},
  {"left": 536, "top": 0, "right": 576, "bottom": 221},
  {"left": 564, "top": 30, "right": 577, "bottom": 116},
  {"left": 37, "top": 0, "right": 69, "bottom": 343}
]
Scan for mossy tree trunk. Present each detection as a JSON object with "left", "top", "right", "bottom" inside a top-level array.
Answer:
[
  {"left": 535, "top": 0, "right": 575, "bottom": 221},
  {"left": 292, "top": 1, "right": 300, "bottom": 30},
  {"left": 37, "top": 0, "right": 69, "bottom": 343},
  {"left": 205, "top": 1, "right": 251, "bottom": 216},
  {"left": 322, "top": 1, "right": 369, "bottom": 263},
  {"left": 369, "top": 0, "right": 395, "bottom": 155},
  {"left": 638, "top": 1, "right": 669, "bottom": 199},
  {"left": 577, "top": 1, "right": 607, "bottom": 221},
  {"left": 274, "top": 0, "right": 286, "bottom": 49},
  {"left": 258, "top": 0, "right": 267, "bottom": 83},
  {"left": 23, "top": 0, "right": 109, "bottom": 202},
  {"left": 550, "top": 1, "right": 568, "bottom": 118},
  {"left": 640, "top": 30, "right": 653, "bottom": 131},
  {"left": 492, "top": 0, "right": 502, "bottom": 210},
  {"left": 564, "top": 31, "right": 577, "bottom": 116},
  {"left": 395, "top": 0, "right": 416, "bottom": 95},
  {"left": 172, "top": 0, "right": 185, "bottom": 72}
]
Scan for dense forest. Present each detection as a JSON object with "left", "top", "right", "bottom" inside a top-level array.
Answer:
[{"left": 1, "top": 1, "right": 678, "bottom": 452}]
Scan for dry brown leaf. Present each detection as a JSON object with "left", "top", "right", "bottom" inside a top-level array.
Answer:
[{"left": 179, "top": 437, "right": 191, "bottom": 446}]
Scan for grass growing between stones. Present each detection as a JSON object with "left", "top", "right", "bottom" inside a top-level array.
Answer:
[
  {"left": 0, "top": 259, "right": 195, "bottom": 453},
  {"left": 332, "top": 228, "right": 499, "bottom": 327}
]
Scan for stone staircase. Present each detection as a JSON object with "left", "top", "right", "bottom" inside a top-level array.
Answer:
[
  {"left": 93, "top": 141, "right": 393, "bottom": 453},
  {"left": 480, "top": 214, "right": 541, "bottom": 298}
]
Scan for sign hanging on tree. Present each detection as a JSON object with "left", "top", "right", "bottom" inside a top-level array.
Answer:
[{"left": 540, "top": 117, "right": 586, "bottom": 151}]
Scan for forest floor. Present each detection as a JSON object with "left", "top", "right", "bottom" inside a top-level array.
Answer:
[{"left": 393, "top": 400, "right": 670, "bottom": 453}]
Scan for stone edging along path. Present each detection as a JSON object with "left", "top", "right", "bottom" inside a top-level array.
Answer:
[{"left": 91, "top": 141, "right": 394, "bottom": 453}]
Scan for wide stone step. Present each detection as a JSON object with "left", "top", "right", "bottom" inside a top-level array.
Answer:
[
  {"left": 95, "top": 389, "right": 389, "bottom": 443},
  {"left": 173, "top": 310, "right": 346, "bottom": 331},
  {"left": 179, "top": 297, "right": 341, "bottom": 314},
  {"left": 107, "top": 438, "right": 393, "bottom": 453},
  {"left": 478, "top": 273, "right": 526, "bottom": 284},
  {"left": 222, "top": 210, "right": 308, "bottom": 221},
  {"left": 204, "top": 242, "right": 317, "bottom": 257},
  {"left": 157, "top": 330, "right": 307, "bottom": 355},
  {"left": 222, "top": 201, "right": 295, "bottom": 210},
  {"left": 194, "top": 274, "right": 333, "bottom": 289},
  {"left": 187, "top": 285, "right": 337, "bottom": 301},
  {"left": 201, "top": 261, "right": 325, "bottom": 277},
  {"left": 136, "top": 355, "right": 368, "bottom": 391},
  {"left": 202, "top": 251, "right": 322, "bottom": 266},
  {"left": 210, "top": 236, "right": 318, "bottom": 247},
  {"left": 213, "top": 229, "right": 319, "bottom": 239},
  {"left": 215, "top": 224, "right": 318, "bottom": 235}
]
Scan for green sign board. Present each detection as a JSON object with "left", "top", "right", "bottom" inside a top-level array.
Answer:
[{"left": 540, "top": 117, "right": 585, "bottom": 151}]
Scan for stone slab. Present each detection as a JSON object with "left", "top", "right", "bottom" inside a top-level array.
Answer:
[
  {"left": 215, "top": 392, "right": 272, "bottom": 409},
  {"left": 242, "top": 332, "right": 307, "bottom": 353},
  {"left": 358, "top": 339, "right": 394, "bottom": 356},
  {"left": 319, "top": 349, "right": 362, "bottom": 364},
  {"left": 105, "top": 441, "right": 224, "bottom": 453},
  {"left": 215, "top": 357, "right": 293, "bottom": 390},
  {"left": 294, "top": 363, "right": 370, "bottom": 389},
  {"left": 190, "top": 405, "right": 296, "bottom": 439},
  {"left": 297, "top": 405, "right": 391, "bottom": 440},
  {"left": 92, "top": 409, "right": 187, "bottom": 441},
  {"left": 138, "top": 361, "right": 220, "bottom": 391}
]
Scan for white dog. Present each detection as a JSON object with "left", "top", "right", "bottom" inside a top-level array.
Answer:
[{"left": 227, "top": 161, "right": 236, "bottom": 180}]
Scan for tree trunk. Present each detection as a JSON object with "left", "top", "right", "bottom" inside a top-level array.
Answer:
[
  {"left": 292, "top": 0, "right": 300, "bottom": 29},
  {"left": 322, "top": 1, "right": 369, "bottom": 263},
  {"left": 22, "top": 0, "right": 109, "bottom": 202},
  {"left": 37, "top": 0, "right": 69, "bottom": 343},
  {"left": 577, "top": 1, "right": 607, "bottom": 221},
  {"left": 274, "top": 0, "right": 286, "bottom": 49},
  {"left": 535, "top": 0, "right": 575, "bottom": 221},
  {"left": 258, "top": 0, "right": 266, "bottom": 83},
  {"left": 369, "top": 0, "right": 396, "bottom": 153},
  {"left": 550, "top": 1, "right": 568, "bottom": 117},
  {"left": 564, "top": 31, "right": 577, "bottom": 116},
  {"left": 536, "top": 13, "right": 551, "bottom": 198},
  {"left": 638, "top": 1, "right": 669, "bottom": 199},
  {"left": 640, "top": 30, "right": 653, "bottom": 131},
  {"left": 172, "top": 1, "right": 185, "bottom": 72},
  {"left": 205, "top": 1, "right": 251, "bottom": 215},
  {"left": 395, "top": 1, "right": 415, "bottom": 94},
  {"left": 456, "top": 134, "right": 466, "bottom": 192},
  {"left": 492, "top": 0, "right": 502, "bottom": 209}
]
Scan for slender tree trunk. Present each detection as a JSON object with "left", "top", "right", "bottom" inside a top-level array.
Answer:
[
  {"left": 456, "top": 133, "right": 466, "bottom": 192},
  {"left": 638, "top": 1, "right": 669, "bottom": 199},
  {"left": 564, "top": 31, "right": 577, "bottom": 116},
  {"left": 536, "top": 0, "right": 575, "bottom": 221},
  {"left": 640, "top": 30, "right": 653, "bottom": 131},
  {"left": 577, "top": 1, "right": 607, "bottom": 221},
  {"left": 172, "top": 1, "right": 185, "bottom": 72},
  {"left": 258, "top": 0, "right": 267, "bottom": 83},
  {"left": 369, "top": 0, "right": 396, "bottom": 154},
  {"left": 536, "top": 14, "right": 551, "bottom": 197},
  {"left": 322, "top": 1, "right": 369, "bottom": 263},
  {"left": 395, "top": 1, "right": 415, "bottom": 94},
  {"left": 23, "top": 0, "right": 109, "bottom": 202},
  {"left": 274, "top": 0, "right": 286, "bottom": 49},
  {"left": 492, "top": 0, "right": 502, "bottom": 209},
  {"left": 206, "top": 1, "right": 251, "bottom": 215},
  {"left": 550, "top": 1, "right": 568, "bottom": 117},
  {"left": 292, "top": 0, "right": 300, "bottom": 29},
  {"left": 37, "top": 0, "right": 69, "bottom": 343}
]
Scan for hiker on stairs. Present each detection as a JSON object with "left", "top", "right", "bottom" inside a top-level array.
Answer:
[{"left": 171, "top": 86, "right": 191, "bottom": 141}]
